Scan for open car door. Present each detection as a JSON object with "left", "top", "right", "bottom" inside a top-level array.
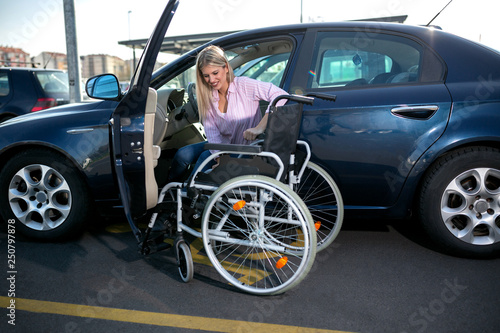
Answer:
[{"left": 111, "top": 0, "right": 179, "bottom": 240}]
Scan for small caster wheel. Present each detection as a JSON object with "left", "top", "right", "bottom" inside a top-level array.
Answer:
[{"left": 176, "top": 241, "right": 193, "bottom": 283}]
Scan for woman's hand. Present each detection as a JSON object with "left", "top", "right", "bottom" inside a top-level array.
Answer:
[
  {"left": 243, "top": 113, "right": 269, "bottom": 141},
  {"left": 212, "top": 157, "right": 220, "bottom": 169},
  {"left": 243, "top": 127, "right": 263, "bottom": 141}
]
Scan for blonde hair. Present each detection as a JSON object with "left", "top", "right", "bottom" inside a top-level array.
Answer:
[{"left": 195, "top": 45, "right": 235, "bottom": 121}]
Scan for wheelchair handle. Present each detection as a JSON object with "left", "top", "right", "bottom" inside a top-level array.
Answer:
[{"left": 270, "top": 94, "right": 315, "bottom": 107}]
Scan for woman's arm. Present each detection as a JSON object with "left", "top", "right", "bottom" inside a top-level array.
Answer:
[
  {"left": 243, "top": 113, "right": 268, "bottom": 141},
  {"left": 242, "top": 78, "right": 287, "bottom": 141}
]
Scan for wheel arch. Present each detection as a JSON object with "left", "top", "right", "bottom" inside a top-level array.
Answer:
[
  {"left": 0, "top": 143, "right": 96, "bottom": 240},
  {"left": 414, "top": 143, "right": 500, "bottom": 257},
  {"left": 0, "top": 142, "right": 94, "bottom": 201},
  {"left": 407, "top": 139, "right": 500, "bottom": 215},
  {"left": 0, "top": 111, "right": 19, "bottom": 122}
]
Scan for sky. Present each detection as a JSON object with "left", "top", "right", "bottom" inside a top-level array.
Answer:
[{"left": 1, "top": 0, "right": 499, "bottom": 62}]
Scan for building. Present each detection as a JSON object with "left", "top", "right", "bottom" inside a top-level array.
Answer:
[
  {"left": 31, "top": 52, "right": 67, "bottom": 70},
  {"left": 0, "top": 46, "right": 31, "bottom": 67},
  {"left": 81, "top": 54, "right": 130, "bottom": 81},
  {"left": 1, "top": 48, "right": 132, "bottom": 81}
]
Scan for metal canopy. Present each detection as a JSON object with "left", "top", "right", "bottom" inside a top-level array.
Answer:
[
  {"left": 118, "top": 31, "right": 240, "bottom": 55},
  {"left": 353, "top": 15, "right": 408, "bottom": 23}
]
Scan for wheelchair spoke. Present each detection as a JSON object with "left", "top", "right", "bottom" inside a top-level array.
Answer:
[
  {"left": 202, "top": 176, "right": 316, "bottom": 295},
  {"left": 293, "top": 162, "right": 344, "bottom": 252}
]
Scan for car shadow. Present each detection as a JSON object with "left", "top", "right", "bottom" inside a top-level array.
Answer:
[
  {"left": 86, "top": 216, "right": 240, "bottom": 291},
  {"left": 340, "top": 216, "right": 447, "bottom": 256},
  {"left": 389, "top": 217, "right": 500, "bottom": 259}
]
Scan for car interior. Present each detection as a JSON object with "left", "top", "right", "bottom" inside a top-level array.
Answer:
[
  {"left": 149, "top": 39, "right": 295, "bottom": 185},
  {"left": 309, "top": 33, "right": 422, "bottom": 88}
]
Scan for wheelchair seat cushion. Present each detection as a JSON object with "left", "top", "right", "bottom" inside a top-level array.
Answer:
[{"left": 195, "top": 155, "right": 278, "bottom": 185}]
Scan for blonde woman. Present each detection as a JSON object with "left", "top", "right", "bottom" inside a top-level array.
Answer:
[{"left": 168, "top": 45, "right": 287, "bottom": 182}]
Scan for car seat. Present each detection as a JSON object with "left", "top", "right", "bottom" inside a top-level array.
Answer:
[{"left": 144, "top": 88, "right": 162, "bottom": 210}]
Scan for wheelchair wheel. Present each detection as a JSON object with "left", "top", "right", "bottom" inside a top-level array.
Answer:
[
  {"left": 176, "top": 241, "right": 193, "bottom": 283},
  {"left": 294, "top": 162, "right": 344, "bottom": 252},
  {"left": 201, "top": 175, "right": 316, "bottom": 295}
]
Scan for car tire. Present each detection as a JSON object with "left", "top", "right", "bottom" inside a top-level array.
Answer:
[
  {"left": 419, "top": 146, "right": 500, "bottom": 258},
  {"left": 0, "top": 149, "right": 90, "bottom": 240}
]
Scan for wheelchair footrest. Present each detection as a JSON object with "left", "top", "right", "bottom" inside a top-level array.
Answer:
[
  {"left": 152, "top": 201, "right": 177, "bottom": 213},
  {"left": 139, "top": 230, "right": 172, "bottom": 255},
  {"left": 140, "top": 240, "right": 172, "bottom": 255}
]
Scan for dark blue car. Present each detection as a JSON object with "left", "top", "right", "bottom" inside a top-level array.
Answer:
[
  {"left": 1, "top": 0, "right": 499, "bottom": 258},
  {"left": 0, "top": 67, "right": 70, "bottom": 122}
]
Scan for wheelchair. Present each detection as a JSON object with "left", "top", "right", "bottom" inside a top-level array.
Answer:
[{"left": 142, "top": 94, "right": 343, "bottom": 295}]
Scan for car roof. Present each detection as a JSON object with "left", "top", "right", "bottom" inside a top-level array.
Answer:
[
  {"left": 224, "top": 20, "right": 500, "bottom": 53},
  {"left": 225, "top": 21, "right": 444, "bottom": 43},
  {"left": 152, "top": 20, "right": 500, "bottom": 87},
  {"left": 0, "top": 67, "right": 66, "bottom": 73},
  {"left": 215, "top": 21, "right": 500, "bottom": 77}
]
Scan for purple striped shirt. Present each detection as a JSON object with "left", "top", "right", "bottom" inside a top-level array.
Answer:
[{"left": 204, "top": 76, "right": 287, "bottom": 146}]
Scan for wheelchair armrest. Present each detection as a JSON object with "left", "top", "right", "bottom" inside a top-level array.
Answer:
[{"left": 204, "top": 143, "right": 262, "bottom": 154}]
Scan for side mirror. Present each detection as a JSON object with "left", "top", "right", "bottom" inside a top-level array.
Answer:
[{"left": 86, "top": 74, "right": 121, "bottom": 100}]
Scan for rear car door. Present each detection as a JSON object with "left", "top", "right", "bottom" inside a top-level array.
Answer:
[
  {"left": 111, "top": 0, "right": 178, "bottom": 236},
  {"left": 292, "top": 28, "right": 452, "bottom": 211}
]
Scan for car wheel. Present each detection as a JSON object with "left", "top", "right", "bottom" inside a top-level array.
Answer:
[
  {"left": 419, "top": 146, "right": 500, "bottom": 257},
  {"left": 0, "top": 149, "right": 90, "bottom": 240}
]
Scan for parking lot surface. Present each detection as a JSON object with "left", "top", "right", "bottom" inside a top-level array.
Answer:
[{"left": 2, "top": 217, "right": 499, "bottom": 332}]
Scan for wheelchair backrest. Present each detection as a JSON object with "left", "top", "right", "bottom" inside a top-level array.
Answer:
[
  {"left": 262, "top": 102, "right": 304, "bottom": 180},
  {"left": 193, "top": 101, "right": 305, "bottom": 186}
]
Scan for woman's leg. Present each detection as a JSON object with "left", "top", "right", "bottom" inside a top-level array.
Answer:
[
  {"left": 168, "top": 141, "right": 206, "bottom": 181},
  {"left": 191, "top": 149, "right": 215, "bottom": 174}
]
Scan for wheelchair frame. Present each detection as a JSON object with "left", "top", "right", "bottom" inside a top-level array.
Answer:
[{"left": 140, "top": 94, "right": 342, "bottom": 295}]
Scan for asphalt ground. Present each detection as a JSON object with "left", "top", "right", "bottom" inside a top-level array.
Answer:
[{"left": 1, "top": 216, "right": 499, "bottom": 332}]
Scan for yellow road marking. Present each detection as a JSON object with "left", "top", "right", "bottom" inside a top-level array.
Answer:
[
  {"left": 1, "top": 296, "right": 350, "bottom": 332},
  {"left": 189, "top": 238, "right": 271, "bottom": 285}
]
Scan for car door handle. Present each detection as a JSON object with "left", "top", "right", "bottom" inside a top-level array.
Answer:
[{"left": 391, "top": 105, "right": 439, "bottom": 120}]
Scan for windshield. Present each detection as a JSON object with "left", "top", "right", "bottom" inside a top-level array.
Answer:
[{"left": 36, "top": 71, "right": 69, "bottom": 93}]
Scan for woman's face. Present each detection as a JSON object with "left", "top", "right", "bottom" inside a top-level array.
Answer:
[{"left": 201, "top": 64, "right": 229, "bottom": 92}]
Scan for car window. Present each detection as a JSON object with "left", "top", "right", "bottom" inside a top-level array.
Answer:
[
  {"left": 235, "top": 53, "right": 290, "bottom": 86},
  {"left": 0, "top": 72, "right": 10, "bottom": 96},
  {"left": 35, "top": 71, "right": 69, "bottom": 93},
  {"left": 159, "top": 39, "right": 293, "bottom": 98},
  {"left": 308, "top": 31, "right": 423, "bottom": 88},
  {"left": 163, "top": 66, "right": 196, "bottom": 90},
  {"left": 229, "top": 39, "right": 293, "bottom": 86}
]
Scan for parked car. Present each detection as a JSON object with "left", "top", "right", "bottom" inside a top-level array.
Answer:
[
  {"left": 1, "top": 0, "right": 499, "bottom": 258},
  {"left": 0, "top": 67, "right": 70, "bottom": 122}
]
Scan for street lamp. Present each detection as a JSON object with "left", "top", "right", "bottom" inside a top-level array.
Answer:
[
  {"left": 128, "top": 10, "right": 132, "bottom": 40},
  {"left": 128, "top": 10, "right": 136, "bottom": 76},
  {"left": 300, "top": 0, "right": 303, "bottom": 23}
]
